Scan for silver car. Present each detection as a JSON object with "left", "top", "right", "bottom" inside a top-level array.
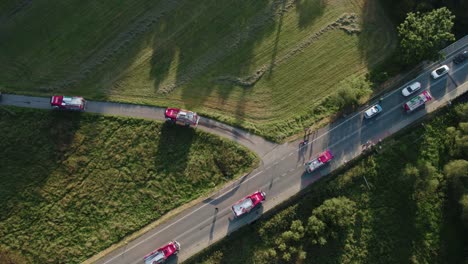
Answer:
[
  {"left": 430, "top": 65, "right": 449, "bottom": 79},
  {"left": 402, "top": 81, "right": 421, "bottom": 97},
  {"left": 364, "top": 104, "right": 382, "bottom": 119}
]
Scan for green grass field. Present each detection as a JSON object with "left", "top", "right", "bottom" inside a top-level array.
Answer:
[
  {"left": 0, "top": 0, "right": 396, "bottom": 141},
  {"left": 185, "top": 103, "right": 468, "bottom": 264},
  {"left": 0, "top": 107, "right": 258, "bottom": 264}
]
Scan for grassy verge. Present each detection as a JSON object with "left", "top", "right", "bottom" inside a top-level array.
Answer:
[
  {"left": 0, "top": 107, "right": 258, "bottom": 264},
  {"left": 0, "top": 0, "right": 396, "bottom": 142},
  {"left": 185, "top": 101, "right": 467, "bottom": 263}
]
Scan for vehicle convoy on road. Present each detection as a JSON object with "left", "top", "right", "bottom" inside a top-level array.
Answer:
[
  {"left": 143, "top": 241, "right": 180, "bottom": 264},
  {"left": 231, "top": 191, "right": 266, "bottom": 218},
  {"left": 164, "top": 108, "right": 200, "bottom": 127},
  {"left": 431, "top": 65, "right": 449, "bottom": 79},
  {"left": 402, "top": 81, "right": 422, "bottom": 97},
  {"left": 1, "top": 34, "right": 465, "bottom": 264},
  {"left": 364, "top": 104, "right": 382, "bottom": 119},
  {"left": 403, "top": 90, "right": 433, "bottom": 112},
  {"left": 305, "top": 150, "right": 334, "bottom": 173},
  {"left": 50, "top": 95, "right": 87, "bottom": 111}
]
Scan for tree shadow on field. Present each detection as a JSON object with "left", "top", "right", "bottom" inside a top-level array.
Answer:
[
  {"left": 267, "top": 0, "right": 325, "bottom": 78},
  {"left": 357, "top": 0, "right": 397, "bottom": 77},
  {"left": 0, "top": 109, "right": 82, "bottom": 221},
  {"left": 266, "top": 0, "right": 287, "bottom": 78},
  {"left": 148, "top": 0, "right": 291, "bottom": 124},
  {"left": 295, "top": 0, "right": 325, "bottom": 29},
  {"left": 154, "top": 122, "right": 195, "bottom": 177}
]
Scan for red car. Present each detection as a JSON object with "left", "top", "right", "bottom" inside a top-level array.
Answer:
[
  {"left": 50, "top": 96, "right": 86, "bottom": 111},
  {"left": 231, "top": 191, "right": 266, "bottom": 218},
  {"left": 165, "top": 108, "right": 200, "bottom": 127},
  {"left": 305, "top": 150, "right": 333, "bottom": 173},
  {"left": 143, "top": 241, "right": 180, "bottom": 264}
]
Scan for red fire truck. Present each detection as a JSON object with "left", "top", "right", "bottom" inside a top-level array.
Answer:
[
  {"left": 50, "top": 96, "right": 86, "bottom": 111},
  {"left": 164, "top": 108, "right": 200, "bottom": 127},
  {"left": 143, "top": 241, "right": 180, "bottom": 264},
  {"left": 231, "top": 191, "right": 266, "bottom": 218},
  {"left": 305, "top": 150, "right": 334, "bottom": 173}
]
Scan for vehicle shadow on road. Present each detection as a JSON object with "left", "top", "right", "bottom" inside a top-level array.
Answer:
[
  {"left": 299, "top": 107, "right": 365, "bottom": 191},
  {"left": 300, "top": 165, "right": 332, "bottom": 189},
  {"left": 198, "top": 117, "right": 255, "bottom": 145},
  {"left": 209, "top": 209, "right": 219, "bottom": 242},
  {"left": 429, "top": 75, "right": 454, "bottom": 100},
  {"left": 202, "top": 173, "right": 249, "bottom": 206},
  {"left": 226, "top": 204, "right": 264, "bottom": 236},
  {"left": 297, "top": 142, "right": 309, "bottom": 164},
  {"left": 166, "top": 254, "right": 179, "bottom": 264}
]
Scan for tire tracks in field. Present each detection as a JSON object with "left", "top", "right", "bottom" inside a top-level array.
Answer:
[
  {"left": 214, "top": 13, "right": 361, "bottom": 87},
  {"left": 42, "top": 0, "right": 187, "bottom": 92},
  {"left": 155, "top": 0, "right": 298, "bottom": 93}
]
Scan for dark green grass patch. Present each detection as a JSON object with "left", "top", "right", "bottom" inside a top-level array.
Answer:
[
  {"left": 186, "top": 104, "right": 467, "bottom": 264},
  {"left": 0, "top": 107, "right": 258, "bottom": 264}
]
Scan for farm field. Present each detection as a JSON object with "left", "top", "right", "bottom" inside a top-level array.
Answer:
[
  {"left": 0, "top": 0, "right": 396, "bottom": 141},
  {"left": 186, "top": 102, "right": 468, "bottom": 264},
  {"left": 0, "top": 107, "right": 258, "bottom": 263}
]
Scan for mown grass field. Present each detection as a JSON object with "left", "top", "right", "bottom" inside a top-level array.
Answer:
[
  {"left": 0, "top": 0, "right": 396, "bottom": 141},
  {"left": 0, "top": 107, "right": 258, "bottom": 264},
  {"left": 185, "top": 102, "right": 468, "bottom": 264}
]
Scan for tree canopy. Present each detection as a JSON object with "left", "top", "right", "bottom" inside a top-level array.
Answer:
[
  {"left": 307, "top": 196, "right": 357, "bottom": 245},
  {"left": 330, "top": 75, "right": 372, "bottom": 110},
  {"left": 398, "top": 7, "right": 455, "bottom": 65}
]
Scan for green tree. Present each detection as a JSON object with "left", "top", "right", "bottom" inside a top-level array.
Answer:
[
  {"left": 0, "top": 246, "right": 27, "bottom": 264},
  {"left": 330, "top": 75, "right": 372, "bottom": 110},
  {"left": 275, "top": 220, "right": 307, "bottom": 262},
  {"left": 460, "top": 194, "right": 468, "bottom": 228},
  {"left": 307, "top": 215, "right": 327, "bottom": 245},
  {"left": 444, "top": 159, "right": 468, "bottom": 179},
  {"left": 307, "top": 197, "right": 356, "bottom": 245},
  {"left": 444, "top": 160, "right": 468, "bottom": 228},
  {"left": 455, "top": 103, "right": 468, "bottom": 122},
  {"left": 445, "top": 104, "right": 468, "bottom": 158},
  {"left": 398, "top": 7, "right": 455, "bottom": 65}
]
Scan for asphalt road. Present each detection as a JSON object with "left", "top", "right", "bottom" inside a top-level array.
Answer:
[
  {"left": 1, "top": 40, "right": 467, "bottom": 264},
  {"left": 0, "top": 94, "right": 278, "bottom": 158},
  {"left": 89, "top": 43, "right": 467, "bottom": 264}
]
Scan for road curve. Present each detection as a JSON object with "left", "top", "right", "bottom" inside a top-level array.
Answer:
[
  {"left": 89, "top": 39, "right": 467, "bottom": 264},
  {"left": 1, "top": 38, "right": 467, "bottom": 264},
  {"left": 0, "top": 94, "right": 279, "bottom": 159}
]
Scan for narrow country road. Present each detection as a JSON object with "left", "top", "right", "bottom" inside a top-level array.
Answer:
[
  {"left": 1, "top": 37, "right": 467, "bottom": 264},
  {"left": 0, "top": 95, "right": 279, "bottom": 158}
]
